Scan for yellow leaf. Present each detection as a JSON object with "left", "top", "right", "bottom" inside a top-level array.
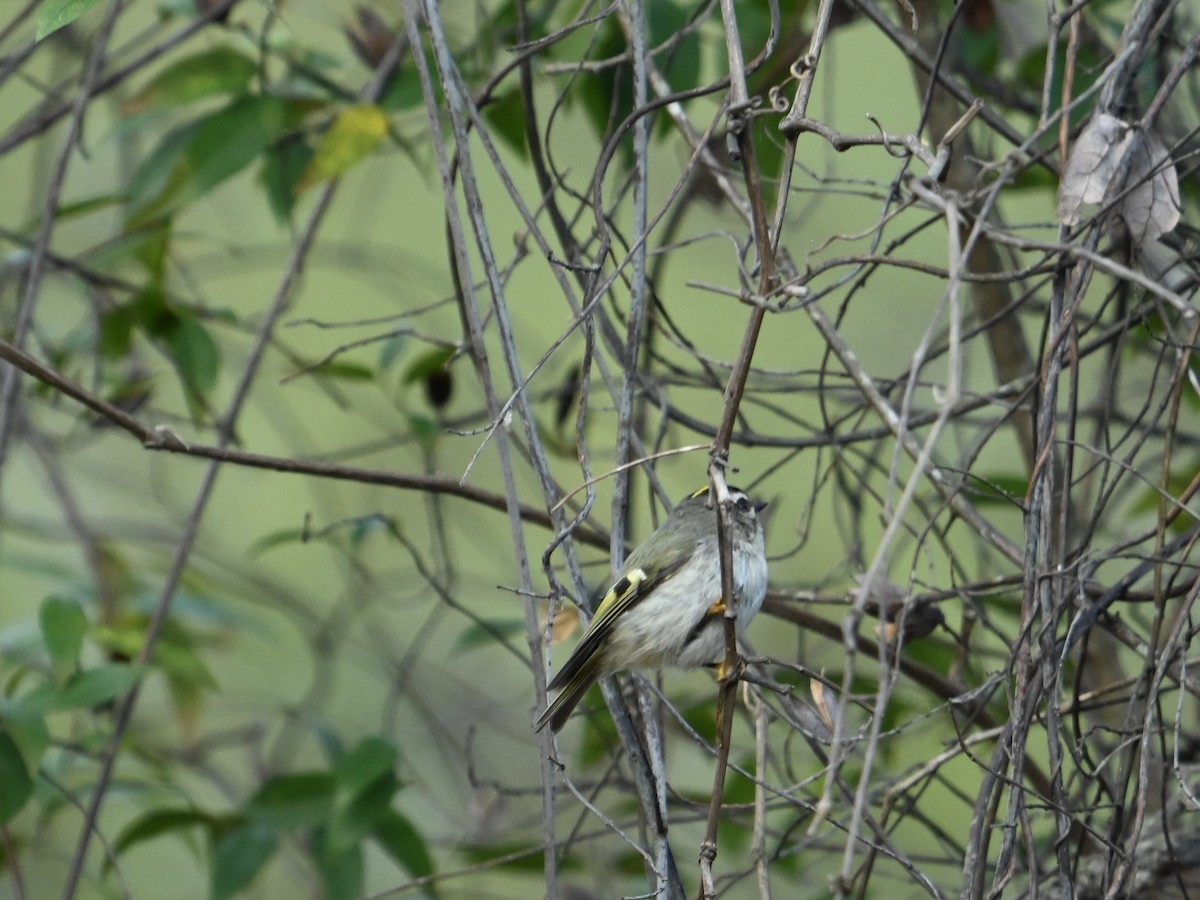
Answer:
[{"left": 296, "top": 104, "right": 388, "bottom": 193}]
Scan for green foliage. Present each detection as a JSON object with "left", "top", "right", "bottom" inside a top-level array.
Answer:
[
  {"left": 966, "top": 472, "right": 1030, "bottom": 509},
  {"left": 104, "top": 737, "right": 427, "bottom": 898},
  {"left": 402, "top": 346, "right": 456, "bottom": 386},
  {"left": 575, "top": 1, "right": 701, "bottom": 155},
  {"left": 125, "top": 47, "right": 260, "bottom": 112},
  {"left": 127, "top": 95, "right": 300, "bottom": 222},
  {"left": 245, "top": 772, "right": 337, "bottom": 828},
  {"left": 481, "top": 89, "right": 529, "bottom": 158},
  {"left": 36, "top": 0, "right": 101, "bottom": 40},
  {"left": 372, "top": 809, "right": 435, "bottom": 880},
  {"left": 211, "top": 823, "right": 278, "bottom": 900},
  {"left": 39, "top": 597, "right": 88, "bottom": 683},
  {"left": 20, "top": 662, "right": 144, "bottom": 712},
  {"left": 261, "top": 133, "right": 315, "bottom": 223},
  {"left": 0, "top": 729, "right": 34, "bottom": 823}
]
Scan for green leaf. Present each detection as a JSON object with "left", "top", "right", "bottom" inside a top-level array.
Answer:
[
  {"left": 311, "top": 828, "right": 363, "bottom": 900},
  {"left": 0, "top": 729, "right": 34, "bottom": 823},
  {"left": 482, "top": 89, "right": 527, "bottom": 158},
  {"left": 0, "top": 701, "right": 51, "bottom": 765},
  {"left": 372, "top": 809, "right": 434, "bottom": 880},
  {"left": 329, "top": 773, "right": 396, "bottom": 855},
  {"left": 129, "top": 95, "right": 295, "bottom": 221},
  {"left": 39, "top": 597, "right": 88, "bottom": 683},
  {"left": 312, "top": 361, "right": 374, "bottom": 382},
  {"left": 378, "top": 71, "right": 425, "bottom": 112},
  {"left": 958, "top": 18, "right": 1000, "bottom": 74},
  {"left": 153, "top": 632, "right": 218, "bottom": 691},
  {"left": 55, "top": 193, "right": 126, "bottom": 221},
  {"left": 167, "top": 314, "right": 220, "bottom": 397},
  {"left": 454, "top": 618, "right": 523, "bottom": 652},
  {"left": 260, "top": 134, "right": 313, "bottom": 223},
  {"left": 327, "top": 739, "right": 399, "bottom": 857},
  {"left": 125, "top": 120, "right": 201, "bottom": 212},
  {"left": 648, "top": 1, "right": 700, "bottom": 98},
  {"left": 966, "top": 473, "right": 1029, "bottom": 509},
  {"left": 126, "top": 47, "right": 259, "bottom": 113},
  {"left": 296, "top": 104, "right": 388, "bottom": 192},
  {"left": 211, "top": 823, "right": 277, "bottom": 900},
  {"left": 22, "top": 663, "right": 143, "bottom": 713},
  {"left": 578, "top": 16, "right": 628, "bottom": 143},
  {"left": 36, "top": 0, "right": 101, "bottom": 40},
  {"left": 906, "top": 635, "right": 957, "bottom": 672},
  {"left": 88, "top": 219, "right": 173, "bottom": 278},
  {"left": 378, "top": 333, "right": 407, "bottom": 370},
  {"left": 112, "top": 807, "right": 214, "bottom": 866},
  {"left": 129, "top": 285, "right": 178, "bottom": 338},
  {"left": 408, "top": 413, "right": 438, "bottom": 453},
  {"left": 339, "top": 737, "right": 398, "bottom": 791},
  {"left": 402, "top": 347, "right": 455, "bottom": 386},
  {"left": 249, "top": 527, "right": 308, "bottom": 556},
  {"left": 1131, "top": 471, "right": 1200, "bottom": 534},
  {"left": 244, "top": 773, "right": 336, "bottom": 829},
  {"left": 128, "top": 221, "right": 171, "bottom": 285}
]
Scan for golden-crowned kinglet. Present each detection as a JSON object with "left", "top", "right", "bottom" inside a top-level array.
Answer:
[{"left": 536, "top": 485, "right": 768, "bottom": 733}]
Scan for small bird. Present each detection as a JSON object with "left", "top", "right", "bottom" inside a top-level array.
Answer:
[{"left": 536, "top": 485, "right": 769, "bottom": 733}]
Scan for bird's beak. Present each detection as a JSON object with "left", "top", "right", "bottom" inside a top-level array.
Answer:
[{"left": 755, "top": 500, "right": 769, "bottom": 513}]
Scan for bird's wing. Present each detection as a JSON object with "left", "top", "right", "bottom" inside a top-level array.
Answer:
[{"left": 547, "top": 545, "right": 693, "bottom": 691}]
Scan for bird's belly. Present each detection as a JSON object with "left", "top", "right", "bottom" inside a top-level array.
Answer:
[{"left": 601, "top": 535, "right": 767, "bottom": 674}]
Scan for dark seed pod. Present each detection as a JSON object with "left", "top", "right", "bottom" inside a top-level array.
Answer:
[
  {"left": 554, "top": 364, "right": 581, "bottom": 428},
  {"left": 425, "top": 368, "right": 453, "bottom": 410}
]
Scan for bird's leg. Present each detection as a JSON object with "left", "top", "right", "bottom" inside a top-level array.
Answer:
[{"left": 705, "top": 597, "right": 744, "bottom": 681}]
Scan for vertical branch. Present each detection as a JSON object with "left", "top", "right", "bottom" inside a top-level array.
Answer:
[
  {"left": 403, "top": 4, "right": 559, "bottom": 895},
  {"left": 700, "top": 1, "right": 777, "bottom": 895},
  {"left": 416, "top": 5, "right": 688, "bottom": 898},
  {"left": 753, "top": 696, "right": 774, "bottom": 900},
  {"left": 613, "top": 12, "right": 681, "bottom": 892},
  {"left": 831, "top": 193, "right": 966, "bottom": 897},
  {"left": 611, "top": 0, "right": 651, "bottom": 563}
]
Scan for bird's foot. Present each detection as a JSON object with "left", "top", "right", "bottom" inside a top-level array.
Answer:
[{"left": 714, "top": 656, "right": 745, "bottom": 684}]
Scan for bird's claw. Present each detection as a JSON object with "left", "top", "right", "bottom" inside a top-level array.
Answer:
[{"left": 714, "top": 656, "right": 745, "bottom": 684}]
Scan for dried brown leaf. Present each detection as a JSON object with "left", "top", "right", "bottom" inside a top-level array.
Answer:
[
  {"left": 810, "top": 677, "right": 839, "bottom": 731},
  {"left": 1122, "top": 128, "right": 1181, "bottom": 247},
  {"left": 1057, "top": 112, "right": 1180, "bottom": 248},
  {"left": 1057, "top": 113, "right": 1130, "bottom": 226}
]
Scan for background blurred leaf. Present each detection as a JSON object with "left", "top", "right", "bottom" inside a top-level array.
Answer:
[
  {"left": 21, "top": 663, "right": 143, "bottom": 713},
  {"left": 128, "top": 95, "right": 298, "bottom": 221},
  {"left": 244, "top": 773, "right": 336, "bottom": 829},
  {"left": 0, "top": 729, "right": 34, "bottom": 823},
  {"left": 111, "top": 807, "right": 215, "bottom": 868},
  {"left": 125, "top": 47, "right": 260, "bottom": 113},
  {"left": 372, "top": 809, "right": 435, "bottom": 880},
  {"left": 39, "top": 597, "right": 88, "bottom": 684},
  {"left": 297, "top": 104, "right": 388, "bottom": 192},
  {"left": 211, "top": 823, "right": 278, "bottom": 900}
]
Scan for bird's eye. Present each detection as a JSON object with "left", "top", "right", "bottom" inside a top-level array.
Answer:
[{"left": 736, "top": 495, "right": 751, "bottom": 512}]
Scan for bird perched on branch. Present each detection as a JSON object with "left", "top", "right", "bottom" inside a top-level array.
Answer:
[{"left": 536, "top": 485, "right": 768, "bottom": 733}]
